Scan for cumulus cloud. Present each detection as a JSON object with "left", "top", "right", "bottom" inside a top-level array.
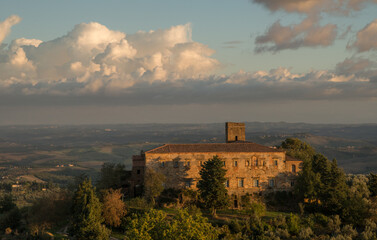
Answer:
[
  {"left": 348, "top": 19, "right": 377, "bottom": 52},
  {"left": 1, "top": 18, "right": 376, "bottom": 106},
  {"left": 0, "top": 21, "right": 220, "bottom": 96},
  {"left": 255, "top": 16, "right": 337, "bottom": 52},
  {"left": 0, "top": 15, "right": 21, "bottom": 44}
]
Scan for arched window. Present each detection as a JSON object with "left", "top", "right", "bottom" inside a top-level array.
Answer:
[{"left": 292, "top": 164, "right": 296, "bottom": 173}]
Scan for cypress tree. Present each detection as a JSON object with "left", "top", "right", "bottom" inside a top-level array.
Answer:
[
  {"left": 70, "top": 178, "right": 110, "bottom": 240},
  {"left": 197, "top": 155, "right": 229, "bottom": 215}
]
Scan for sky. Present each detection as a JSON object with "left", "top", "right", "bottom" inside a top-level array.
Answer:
[{"left": 1, "top": 0, "right": 377, "bottom": 125}]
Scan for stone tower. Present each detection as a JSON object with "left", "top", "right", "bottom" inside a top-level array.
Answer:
[{"left": 226, "top": 122, "right": 245, "bottom": 143}]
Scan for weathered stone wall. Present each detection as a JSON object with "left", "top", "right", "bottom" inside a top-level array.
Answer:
[
  {"left": 145, "top": 151, "right": 299, "bottom": 196},
  {"left": 226, "top": 122, "right": 246, "bottom": 142}
]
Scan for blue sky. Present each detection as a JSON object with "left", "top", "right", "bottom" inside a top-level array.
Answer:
[{"left": 1, "top": 0, "right": 377, "bottom": 124}]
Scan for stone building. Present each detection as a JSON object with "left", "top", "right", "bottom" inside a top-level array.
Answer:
[{"left": 130, "top": 122, "right": 302, "bottom": 202}]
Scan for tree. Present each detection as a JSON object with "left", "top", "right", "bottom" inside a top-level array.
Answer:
[
  {"left": 28, "top": 189, "right": 72, "bottom": 236},
  {"left": 0, "top": 194, "right": 21, "bottom": 233},
  {"left": 70, "top": 178, "right": 110, "bottom": 240},
  {"left": 124, "top": 209, "right": 218, "bottom": 240},
  {"left": 197, "top": 155, "right": 229, "bottom": 215},
  {"left": 368, "top": 173, "right": 377, "bottom": 197},
  {"left": 0, "top": 194, "right": 16, "bottom": 214},
  {"left": 280, "top": 138, "right": 316, "bottom": 162},
  {"left": 143, "top": 168, "right": 166, "bottom": 206},
  {"left": 282, "top": 138, "right": 367, "bottom": 225},
  {"left": 97, "top": 163, "right": 130, "bottom": 190},
  {"left": 102, "top": 188, "right": 126, "bottom": 228}
]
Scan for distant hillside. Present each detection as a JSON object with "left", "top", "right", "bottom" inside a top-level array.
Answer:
[{"left": 0, "top": 122, "right": 376, "bottom": 175}]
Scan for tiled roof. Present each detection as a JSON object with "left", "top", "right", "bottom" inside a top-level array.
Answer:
[{"left": 145, "top": 142, "right": 284, "bottom": 154}]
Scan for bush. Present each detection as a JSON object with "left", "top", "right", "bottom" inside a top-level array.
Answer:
[{"left": 125, "top": 197, "right": 152, "bottom": 210}]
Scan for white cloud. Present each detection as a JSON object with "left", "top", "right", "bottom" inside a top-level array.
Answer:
[
  {"left": 0, "top": 15, "right": 21, "bottom": 44},
  {"left": 0, "top": 21, "right": 220, "bottom": 93},
  {"left": 1, "top": 18, "right": 376, "bottom": 106}
]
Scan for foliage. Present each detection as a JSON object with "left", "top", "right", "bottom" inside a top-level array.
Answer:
[
  {"left": 124, "top": 208, "right": 218, "bottom": 240},
  {"left": 102, "top": 188, "right": 126, "bottom": 227},
  {"left": 0, "top": 207, "right": 22, "bottom": 232},
  {"left": 368, "top": 173, "right": 377, "bottom": 197},
  {"left": 240, "top": 195, "right": 266, "bottom": 217},
  {"left": 281, "top": 138, "right": 370, "bottom": 225},
  {"left": 28, "top": 189, "right": 72, "bottom": 236},
  {"left": 280, "top": 138, "right": 316, "bottom": 162},
  {"left": 0, "top": 193, "right": 21, "bottom": 233},
  {"left": 286, "top": 213, "right": 301, "bottom": 235},
  {"left": 125, "top": 197, "right": 153, "bottom": 210},
  {"left": 197, "top": 155, "right": 229, "bottom": 215},
  {"left": 97, "top": 163, "right": 129, "bottom": 190},
  {"left": 69, "top": 178, "right": 110, "bottom": 240},
  {"left": 0, "top": 194, "right": 16, "bottom": 214},
  {"left": 143, "top": 168, "right": 166, "bottom": 206}
]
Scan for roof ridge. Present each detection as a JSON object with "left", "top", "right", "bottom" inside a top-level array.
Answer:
[{"left": 145, "top": 144, "right": 168, "bottom": 153}]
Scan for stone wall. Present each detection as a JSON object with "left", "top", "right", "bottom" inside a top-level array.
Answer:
[
  {"left": 226, "top": 122, "right": 246, "bottom": 142},
  {"left": 144, "top": 151, "right": 300, "bottom": 196}
]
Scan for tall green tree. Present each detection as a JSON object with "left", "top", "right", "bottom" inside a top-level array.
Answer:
[
  {"left": 197, "top": 155, "right": 229, "bottom": 215},
  {"left": 97, "top": 163, "right": 129, "bottom": 190},
  {"left": 70, "top": 178, "right": 110, "bottom": 240},
  {"left": 281, "top": 138, "right": 366, "bottom": 224},
  {"left": 144, "top": 168, "right": 166, "bottom": 206}
]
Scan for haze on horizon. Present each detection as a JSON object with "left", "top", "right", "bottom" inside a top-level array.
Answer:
[{"left": 1, "top": 0, "right": 377, "bottom": 125}]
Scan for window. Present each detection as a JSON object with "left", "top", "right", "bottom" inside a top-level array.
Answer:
[
  {"left": 254, "top": 159, "right": 258, "bottom": 166},
  {"left": 235, "top": 136, "right": 238, "bottom": 141},
  {"left": 269, "top": 179, "right": 275, "bottom": 187},
  {"left": 246, "top": 160, "right": 250, "bottom": 166},
  {"left": 238, "top": 179, "right": 244, "bottom": 187},
  {"left": 174, "top": 161, "right": 179, "bottom": 168},
  {"left": 253, "top": 179, "right": 259, "bottom": 187},
  {"left": 263, "top": 161, "right": 266, "bottom": 166},
  {"left": 137, "top": 169, "right": 141, "bottom": 175},
  {"left": 161, "top": 162, "right": 165, "bottom": 167},
  {"left": 199, "top": 161, "right": 203, "bottom": 166},
  {"left": 223, "top": 161, "right": 226, "bottom": 167},
  {"left": 234, "top": 160, "right": 238, "bottom": 167},
  {"left": 185, "top": 161, "right": 190, "bottom": 167},
  {"left": 225, "top": 179, "right": 230, "bottom": 188},
  {"left": 274, "top": 160, "right": 278, "bottom": 166},
  {"left": 292, "top": 164, "right": 296, "bottom": 173},
  {"left": 291, "top": 181, "right": 295, "bottom": 187}
]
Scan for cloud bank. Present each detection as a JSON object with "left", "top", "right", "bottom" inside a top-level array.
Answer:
[{"left": 0, "top": 17, "right": 377, "bottom": 107}]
